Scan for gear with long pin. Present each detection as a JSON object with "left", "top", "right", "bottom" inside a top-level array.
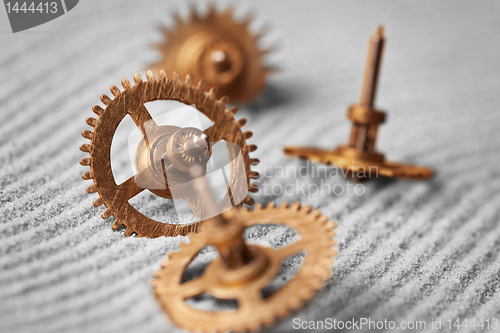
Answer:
[
  {"left": 80, "top": 70, "right": 259, "bottom": 238},
  {"left": 284, "top": 26, "right": 433, "bottom": 181},
  {"left": 152, "top": 168, "right": 337, "bottom": 333},
  {"left": 150, "top": 3, "right": 275, "bottom": 103}
]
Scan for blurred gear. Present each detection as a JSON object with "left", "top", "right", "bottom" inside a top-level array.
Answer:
[
  {"left": 152, "top": 202, "right": 337, "bottom": 333},
  {"left": 150, "top": 4, "right": 274, "bottom": 103},
  {"left": 80, "top": 70, "right": 259, "bottom": 238},
  {"left": 284, "top": 26, "right": 433, "bottom": 181}
]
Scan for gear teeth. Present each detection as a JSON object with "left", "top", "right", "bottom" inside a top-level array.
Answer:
[
  {"left": 159, "top": 69, "right": 167, "bottom": 80},
  {"left": 173, "top": 11, "right": 184, "bottom": 27},
  {"left": 82, "top": 171, "right": 94, "bottom": 180},
  {"left": 219, "top": 96, "right": 229, "bottom": 105},
  {"left": 264, "top": 66, "right": 278, "bottom": 75},
  {"left": 317, "top": 266, "right": 332, "bottom": 279},
  {"left": 250, "top": 158, "right": 259, "bottom": 165},
  {"left": 146, "top": 70, "right": 155, "bottom": 81},
  {"left": 326, "top": 248, "right": 337, "bottom": 257},
  {"left": 249, "top": 183, "right": 258, "bottom": 192},
  {"left": 325, "top": 221, "right": 336, "bottom": 230},
  {"left": 173, "top": 71, "right": 181, "bottom": 81},
  {"left": 121, "top": 78, "right": 132, "bottom": 90},
  {"left": 197, "top": 79, "right": 205, "bottom": 90},
  {"left": 133, "top": 73, "right": 143, "bottom": 84},
  {"left": 243, "top": 196, "right": 255, "bottom": 205},
  {"left": 254, "top": 203, "right": 262, "bottom": 210},
  {"left": 81, "top": 130, "right": 93, "bottom": 140},
  {"left": 208, "top": 87, "right": 217, "bottom": 97},
  {"left": 242, "top": 11, "right": 254, "bottom": 26},
  {"left": 266, "top": 202, "right": 275, "bottom": 209},
  {"left": 237, "top": 118, "right": 247, "bottom": 127},
  {"left": 290, "top": 202, "right": 301, "bottom": 211},
  {"left": 188, "top": 3, "right": 199, "bottom": 21},
  {"left": 318, "top": 214, "right": 329, "bottom": 225},
  {"left": 247, "top": 144, "right": 257, "bottom": 152},
  {"left": 301, "top": 205, "right": 312, "bottom": 214},
  {"left": 111, "top": 219, "right": 122, "bottom": 228},
  {"left": 101, "top": 209, "right": 113, "bottom": 219},
  {"left": 79, "top": 144, "right": 92, "bottom": 153},
  {"left": 100, "top": 94, "right": 112, "bottom": 106},
  {"left": 250, "top": 171, "right": 259, "bottom": 179},
  {"left": 262, "top": 313, "right": 276, "bottom": 327},
  {"left": 124, "top": 228, "right": 134, "bottom": 237},
  {"left": 279, "top": 202, "right": 289, "bottom": 208},
  {"left": 228, "top": 106, "right": 238, "bottom": 116},
  {"left": 110, "top": 85, "right": 120, "bottom": 97},
  {"left": 160, "top": 26, "right": 175, "bottom": 40},
  {"left": 260, "top": 47, "right": 274, "bottom": 55},
  {"left": 93, "top": 196, "right": 104, "bottom": 207},
  {"left": 254, "top": 27, "right": 268, "bottom": 40},
  {"left": 92, "top": 105, "right": 104, "bottom": 116},
  {"left": 205, "top": 3, "right": 216, "bottom": 18},
  {"left": 86, "top": 117, "right": 97, "bottom": 128},
  {"left": 87, "top": 184, "right": 97, "bottom": 193},
  {"left": 243, "top": 131, "right": 253, "bottom": 139},
  {"left": 185, "top": 74, "right": 193, "bottom": 84},
  {"left": 80, "top": 158, "right": 91, "bottom": 166},
  {"left": 223, "top": 3, "right": 235, "bottom": 16},
  {"left": 310, "top": 209, "right": 321, "bottom": 218}
]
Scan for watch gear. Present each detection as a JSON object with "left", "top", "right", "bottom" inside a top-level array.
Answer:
[
  {"left": 152, "top": 202, "right": 337, "bottom": 333},
  {"left": 80, "top": 70, "right": 259, "bottom": 238},
  {"left": 150, "top": 4, "right": 274, "bottom": 103},
  {"left": 284, "top": 26, "right": 432, "bottom": 181}
]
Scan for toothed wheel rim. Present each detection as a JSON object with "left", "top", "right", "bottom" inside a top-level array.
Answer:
[
  {"left": 151, "top": 4, "right": 274, "bottom": 103},
  {"left": 152, "top": 202, "right": 337, "bottom": 333},
  {"left": 80, "top": 70, "right": 260, "bottom": 238}
]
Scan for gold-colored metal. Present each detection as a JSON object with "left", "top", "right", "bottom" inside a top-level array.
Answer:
[
  {"left": 284, "top": 26, "right": 433, "bottom": 181},
  {"left": 152, "top": 202, "right": 337, "bottom": 333},
  {"left": 150, "top": 4, "right": 274, "bottom": 103},
  {"left": 80, "top": 70, "right": 260, "bottom": 238}
]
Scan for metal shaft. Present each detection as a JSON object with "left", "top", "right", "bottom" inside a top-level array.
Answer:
[
  {"left": 184, "top": 144, "right": 253, "bottom": 269},
  {"left": 348, "top": 26, "right": 385, "bottom": 152},
  {"left": 360, "top": 25, "right": 385, "bottom": 108}
]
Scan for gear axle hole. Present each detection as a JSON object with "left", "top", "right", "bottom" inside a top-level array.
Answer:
[
  {"left": 181, "top": 245, "right": 218, "bottom": 283},
  {"left": 261, "top": 251, "right": 305, "bottom": 299}
]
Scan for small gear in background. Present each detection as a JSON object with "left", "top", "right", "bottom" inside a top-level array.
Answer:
[
  {"left": 80, "top": 70, "right": 260, "bottom": 238},
  {"left": 152, "top": 202, "right": 337, "bottom": 333},
  {"left": 150, "top": 3, "right": 275, "bottom": 103}
]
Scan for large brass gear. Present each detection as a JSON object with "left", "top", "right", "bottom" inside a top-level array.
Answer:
[
  {"left": 79, "top": 70, "right": 259, "bottom": 238},
  {"left": 152, "top": 202, "right": 337, "bottom": 333},
  {"left": 150, "top": 4, "right": 274, "bottom": 103}
]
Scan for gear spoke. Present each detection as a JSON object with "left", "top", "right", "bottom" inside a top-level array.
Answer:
[
  {"left": 82, "top": 70, "right": 258, "bottom": 238},
  {"left": 178, "top": 276, "right": 208, "bottom": 299},
  {"left": 117, "top": 176, "right": 145, "bottom": 201},
  {"left": 276, "top": 239, "right": 307, "bottom": 260},
  {"left": 203, "top": 124, "right": 224, "bottom": 144},
  {"left": 129, "top": 104, "right": 157, "bottom": 144},
  {"left": 237, "top": 287, "right": 263, "bottom": 309}
]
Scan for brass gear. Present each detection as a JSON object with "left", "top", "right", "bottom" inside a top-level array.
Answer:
[
  {"left": 152, "top": 202, "right": 337, "bottom": 333},
  {"left": 150, "top": 4, "right": 274, "bottom": 103},
  {"left": 79, "top": 70, "right": 259, "bottom": 238}
]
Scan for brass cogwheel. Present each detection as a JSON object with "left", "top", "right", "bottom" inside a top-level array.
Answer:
[
  {"left": 150, "top": 4, "right": 274, "bottom": 103},
  {"left": 152, "top": 202, "right": 337, "bottom": 333},
  {"left": 80, "top": 70, "right": 259, "bottom": 238}
]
